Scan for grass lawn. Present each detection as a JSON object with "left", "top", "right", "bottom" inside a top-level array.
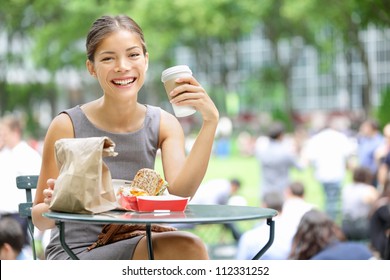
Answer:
[
  {"left": 155, "top": 154, "right": 344, "bottom": 248},
  {"left": 157, "top": 154, "right": 326, "bottom": 208}
]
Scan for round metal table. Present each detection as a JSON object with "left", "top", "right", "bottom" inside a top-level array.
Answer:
[{"left": 44, "top": 204, "right": 278, "bottom": 260}]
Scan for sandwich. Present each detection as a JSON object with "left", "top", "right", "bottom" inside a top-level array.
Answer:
[{"left": 118, "top": 168, "right": 168, "bottom": 197}]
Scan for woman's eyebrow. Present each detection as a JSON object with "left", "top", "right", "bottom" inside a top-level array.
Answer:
[{"left": 97, "top": 46, "right": 141, "bottom": 56}]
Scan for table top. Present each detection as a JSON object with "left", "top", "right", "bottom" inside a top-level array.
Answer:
[{"left": 43, "top": 204, "right": 278, "bottom": 225}]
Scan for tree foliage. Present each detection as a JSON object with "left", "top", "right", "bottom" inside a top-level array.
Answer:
[
  {"left": 1, "top": 0, "right": 390, "bottom": 135},
  {"left": 377, "top": 87, "right": 390, "bottom": 130},
  {"left": 283, "top": 0, "right": 390, "bottom": 117}
]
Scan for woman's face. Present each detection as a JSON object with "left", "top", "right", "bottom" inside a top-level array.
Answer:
[{"left": 87, "top": 29, "right": 149, "bottom": 99}]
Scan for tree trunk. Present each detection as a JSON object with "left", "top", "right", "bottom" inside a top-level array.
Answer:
[
  {"left": 349, "top": 20, "right": 372, "bottom": 117},
  {"left": 345, "top": 50, "right": 353, "bottom": 111}
]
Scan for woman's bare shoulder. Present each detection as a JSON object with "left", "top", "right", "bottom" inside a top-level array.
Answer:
[
  {"left": 158, "top": 108, "right": 184, "bottom": 146},
  {"left": 46, "top": 112, "right": 74, "bottom": 139},
  {"left": 159, "top": 108, "right": 182, "bottom": 130}
]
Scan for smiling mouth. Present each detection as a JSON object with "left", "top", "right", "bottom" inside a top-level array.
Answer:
[{"left": 112, "top": 78, "right": 136, "bottom": 86}]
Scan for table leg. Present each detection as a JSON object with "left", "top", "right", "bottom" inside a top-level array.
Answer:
[
  {"left": 252, "top": 218, "right": 275, "bottom": 260},
  {"left": 146, "top": 224, "right": 154, "bottom": 260},
  {"left": 57, "top": 221, "right": 79, "bottom": 260}
]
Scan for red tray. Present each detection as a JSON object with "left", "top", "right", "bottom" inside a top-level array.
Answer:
[{"left": 119, "top": 194, "right": 189, "bottom": 212}]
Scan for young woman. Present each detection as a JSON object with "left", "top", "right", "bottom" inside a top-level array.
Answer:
[{"left": 32, "top": 15, "right": 219, "bottom": 260}]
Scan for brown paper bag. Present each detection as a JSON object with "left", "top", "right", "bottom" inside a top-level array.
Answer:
[{"left": 49, "top": 136, "right": 118, "bottom": 214}]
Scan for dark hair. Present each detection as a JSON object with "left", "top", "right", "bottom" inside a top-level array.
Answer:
[
  {"left": 262, "top": 191, "right": 284, "bottom": 212},
  {"left": 379, "top": 173, "right": 390, "bottom": 199},
  {"left": 288, "top": 209, "right": 346, "bottom": 260},
  {"left": 230, "top": 178, "right": 241, "bottom": 188},
  {"left": 0, "top": 217, "right": 24, "bottom": 254},
  {"left": 267, "top": 122, "right": 285, "bottom": 140},
  {"left": 364, "top": 119, "right": 379, "bottom": 131},
  {"left": 352, "top": 166, "right": 373, "bottom": 185},
  {"left": 289, "top": 181, "right": 305, "bottom": 197},
  {"left": 86, "top": 15, "right": 147, "bottom": 62}
]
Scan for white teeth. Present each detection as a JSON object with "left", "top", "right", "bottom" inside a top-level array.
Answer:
[{"left": 113, "top": 78, "right": 135, "bottom": 85}]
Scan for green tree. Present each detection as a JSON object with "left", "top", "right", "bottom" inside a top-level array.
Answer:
[
  {"left": 132, "top": 0, "right": 261, "bottom": 115},
  {"left": 284, "top": 0, "right": 390, "bottom": 117},
  {"left": 3, "top": 0, "right": 390, "bottom": 135},
  {"left": 0, "top": 0, "right": 60, "bottom": 131},
  {"left": 377, "top": 87, "right": 390, "bottom": 129},
  {"left": 253, "top": 0, "right": 315, "bottom": 126}
]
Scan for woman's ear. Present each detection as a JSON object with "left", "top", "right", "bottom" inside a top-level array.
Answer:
[
  {"left": 144, "top": 52, "right": 149, "bottom": 72},
  {"left": 86, "top": 60, "right": 96, "bottom": 77}
]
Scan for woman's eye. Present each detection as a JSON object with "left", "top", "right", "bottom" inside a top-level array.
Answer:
[
  {"left": 101, "top": 57, "right": 113, "bottom": 62},
  {"left": 129, "top": 53, "right": 140, "bottom": 58}
]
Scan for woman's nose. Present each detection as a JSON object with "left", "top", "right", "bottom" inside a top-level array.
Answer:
[{"left": 114, "top": 58, "right": 130, "bottom": 72}]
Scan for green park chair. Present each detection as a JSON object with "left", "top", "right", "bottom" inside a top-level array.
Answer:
[{"left": 16, "top": 175, "right": 39, "bottom": 260}]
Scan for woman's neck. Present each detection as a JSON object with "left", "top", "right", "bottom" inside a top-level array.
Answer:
[{"left": 81, "top": 98, "right": 146, "bottom": 133}]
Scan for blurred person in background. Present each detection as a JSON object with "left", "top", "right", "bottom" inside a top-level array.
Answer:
[
  {"left": 190, "top": 178, "right": 245, "bottom": 241},
  {"left": 236, "top": 181, "right": 314, "bottom": 260},
  {"left": 236, "top": 191, "right": 289, "bottom": 260},
  {"left": 255, "top": 121, "right": 302, "bottom": 199},
  {"left": 0, "top": 114, "right": 42, "bottom": 255},
  {"left": 376, "top": 123, "right": 390, "bottom": 192},
  {"left": 281, "top": 181, "right": 314, "bottom": 234},
  {"left": 289, "top": 209, "right": 374, "bottom": 260},
  {"left": 0, "top": 120, "right": 10, "bottom": 154},
  {"left": 236, "top": 182, "right": 314, "bottom": 260},
  {"left": 341, "top": 166, "right": 378, "bottom": 241},
  {"left": 0, "top": 117, "right": 11, "bottom": 178},
  {"left": 236, "top": 131, "right": 256, "bottom": 157},
  {"left": 0, "top": 217, "right": 28, "bottom": 260},
  {"left": 369, "top": 174, "right": 390, "bottom": 259},
  {"left": 356, "top": 119, "right": 384, "bottom": 187},
  {"left": 190, "top": 178, "right": 244, "bottom": 206},
  {"left": 302, "top": 118, "right": 355, "bottom": 221}
]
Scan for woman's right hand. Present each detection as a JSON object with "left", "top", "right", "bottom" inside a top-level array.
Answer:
[
  {"left": 32, "top": 177, "right": 57, "bottom": 231},
  {"left": 43, "top": 178, "right": 56, "bottom": 205},
  {"left": 169, "top": 76, "right": 219, "bottom": 123}
]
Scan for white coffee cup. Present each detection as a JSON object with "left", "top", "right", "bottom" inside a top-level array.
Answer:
[{"left": 161, "top": 65, "right": 197, "bottom": 118}]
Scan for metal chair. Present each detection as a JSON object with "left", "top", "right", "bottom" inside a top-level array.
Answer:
[{"left": 16, "top": 175, "right": 39, "bottom": 260}]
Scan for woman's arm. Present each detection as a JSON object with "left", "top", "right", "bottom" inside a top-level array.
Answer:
[
  {"left": 32, "top": 113, "right": 74, "bottom": 230},
  {"left": 159, "top": 75, "right": 219, "bottom": 198}
]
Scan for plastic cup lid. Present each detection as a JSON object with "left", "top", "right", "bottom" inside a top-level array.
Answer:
[{"left": 161, "top": 65, "right": 192, "bottom": 82}]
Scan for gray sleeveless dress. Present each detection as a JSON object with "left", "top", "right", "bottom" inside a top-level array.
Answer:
[{"left": 45, "top": 104, "right": 161, "bottom": 259}]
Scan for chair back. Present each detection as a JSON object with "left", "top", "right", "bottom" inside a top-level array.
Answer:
[{"left": 16, "top": 175, "right": 39, "bottom": 260}]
